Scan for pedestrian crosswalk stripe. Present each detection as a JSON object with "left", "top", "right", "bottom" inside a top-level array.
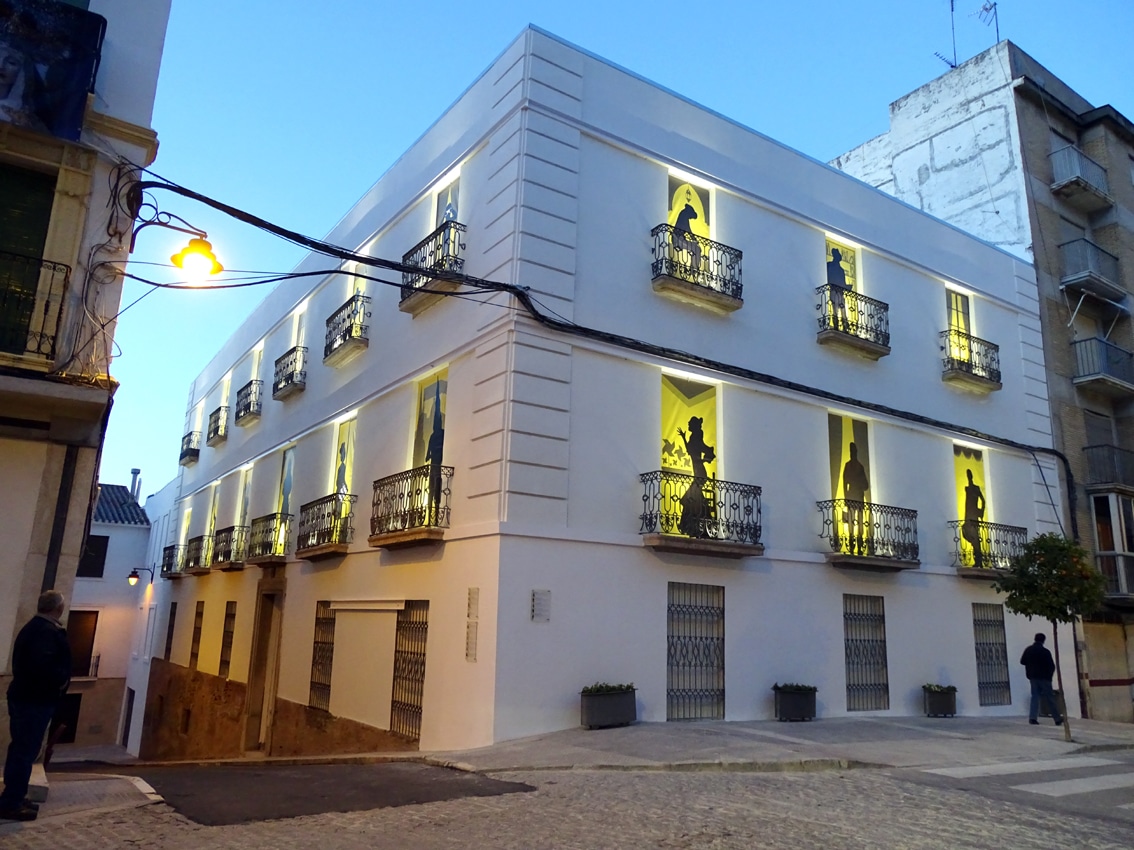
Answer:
[
  {"left": 924, "top": 757, "right": 1117, "bottom": 779},
  {"left": 1011, "top": 772, "right": 1134, "bottom": 797}
]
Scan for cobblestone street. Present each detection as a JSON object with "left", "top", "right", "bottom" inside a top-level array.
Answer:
[{"left": 6, "top": 767, "right": 1132, "bottom": 849}]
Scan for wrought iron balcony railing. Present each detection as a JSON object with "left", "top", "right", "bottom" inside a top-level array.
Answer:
[
  {"left": 235, "top": 380, "right": 263, "bottom": 423},
  {"left": 179, "top": 432, "right": 201, "bottom": 466},
  {"left": 650, "top": 224, "right": 743, "bottom": 301},
  {"left": 1072, "top": 338, "right": 1134, "bottom": 387},
  {"left": 817, "top": 499, "right": 919, "bottom": 561},
  {"left": 206, "top": 406, "right": 228, "bottom": 445},
  {"left": 324, "top": 293, "right": 371, "bottom": 363},
  {"left": 1096, "top": 553, "right": 1134, "bottom": 596},
  {"left": 1060, "top": 239, "right": 1120, "bottom": 289},
  {"left": 273, "top": 345, "right": 307, "bottom": 398},
  {"left": 638, "top": 470, "right": 762, "bottom": 545},
  {"left": 0, "top": 249, "right": 69, "bottom": 361},
  {"left": 184, "top": 535, "right": 213, "bottom": 571},
  {"left": 370, "top": 464, "right": 454, "bottom": 537},
  {"left": 816, "top": 285, "right": 891, "bottom": 349},
  {"left": 401, "top": 220, "right": 466, "bottom": 299},
  {"left": 211, "top": 525, "right": 249, "bottom": 565},
  {"left": 939, "top": 329, "right": 1001, "bottom": 384},
  {"left": 1050, "top": 145, "right": 1109, "bottom": 196},
  {"left": 247, "top": 512, "right": 291, "bottom": 560},
  {"left": 297, "top": 492, "right": 357, "bottom": 552},
  {"left": 1083, "top": 444, "right": 1134, "bottom": 488},
  {"left": 160, "top": 545, "right": 186, "bottom": 578},
  {"left": 947, "top": 520, "right": 1028, "bottom": 570}
]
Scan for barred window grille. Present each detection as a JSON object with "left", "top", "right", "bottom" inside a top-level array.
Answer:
[
  {"left": 391, "top": 601, "right": 429, "bottom": 740},
  {"left": 189, "top": 601, "right": 204, "bottom": 671},
  {"left": 309, "top": 601, "right": 336, "bottom": 711},
  {"left": 666, "top": 582, "right": 725, "bottom": 721},
  {"left": 843, "top": 594, "right": 890, "bottom": 711},
  {"left": 972, "top": 603, "right": 1012, "bottom": 706},
  {"left": 218, "top": 601, "right": 237, "bottom": 679},
  {"left": 164, "top": 601, "right": 177, "bottom": 661}
]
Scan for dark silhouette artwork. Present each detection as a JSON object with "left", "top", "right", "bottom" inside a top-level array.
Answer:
[
  {"left": 424, "top": 379, "right": 445, "bottom": 525},
  {"left": 673, "top": 203, "right": 703, "bottom": 273},
  {"left": 335, "top": 443, "right": 348, "bottom": 495},
  {"left": 962, "top": 468, "right": 986, "bottom": 568},
  {"left": 677, "top": 416, "right": 716, "bottom": 537},
  {"left": 842, "top": 441, "right": 870, "bottom": 555},
  {"left": 827, "top": 247, "right": 852, "bottom": 332}
]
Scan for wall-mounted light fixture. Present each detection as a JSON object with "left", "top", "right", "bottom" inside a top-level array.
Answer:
[{"left": 127, "top": 566, "right": 155, "bottom": 586}]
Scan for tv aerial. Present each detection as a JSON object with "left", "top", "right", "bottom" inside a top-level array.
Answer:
[{"left": 935, "top": 1, "right": 959, "bottom": 69}]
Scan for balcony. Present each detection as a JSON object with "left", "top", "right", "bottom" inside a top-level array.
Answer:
[
  {"left": 184, "top": 535, "right": 213, "bottom": 575},
  {"left": 273, "top": 345, "right": 307, "bottom": 400},
  {"left": 210, "top": 525, "right": 248, "bottom": 570},
  {"left": 1059, "top": 239, "right": 1122, "bottom": 302},
  {"left": 638, "top": 470, "right": 763, "bottom": 558},
  {"left": 1050, "top": 145, "right": 1112, "bottom": 213},
  {"left": 817, "top": 499, "right": 919, "bottom": 570},
  {"left": 649, "top": 224, "right": 743, "bottom": 314},
  {"left": 296, "top": 493, "right": 358, "bottom": 560},
  {"left": 947, "top": 520, "right": 1028, "bottom": 579},
  {"left": 1096, "top": 554, "right": 1134, "bottom": 605},
  {"left": 179, "top": 432, "right": 201, "bottom": 466},
  {"left": 1083, "top": 445, "right": 1134, "bottom": 491},
  {"left": 324, "top": 293, "right": 370, "bottom": 366},
  {"left": 0, "top": 249, "right": 69, "bottom": 364},
  {"left": 815, "top": 286, "right": 891, "bottom": 360},
  {"left": 399, "top": 220, "right": 467, "bottom": 315},
  {"left": 368, "top": 464, "right": 453, "bottom": 549},
  {"left": 246, "top": 512, "right": 291, "bottom": 565},
  {"left": 235, "top": 380, "right": 263, "bottom": 425},
  {"left": 206, "top": 406, "right": 229, "bottom": 446},
  {"left": 159, "top": 545, "right": 186, "bottom": 579},
  {"left": 939, "top": 329, "right": 1002, "bottom": 392},
  {"left": 1072, "top": 338, "right": 1134, "bottom": 398}
]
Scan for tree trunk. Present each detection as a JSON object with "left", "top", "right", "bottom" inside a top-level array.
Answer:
[{"left": 1051, "top": 621, "right": 1072, "bottom": 742}]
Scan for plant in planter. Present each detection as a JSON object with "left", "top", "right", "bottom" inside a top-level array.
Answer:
[
  {"left": 922, "top": 683, "right": 957, "bottom": 717},
  {"left": 580, "top": 682, "right": 637, "bottom": 729},
  {"left": 772, "top": 683, "right": 817, "bottom": 721}
]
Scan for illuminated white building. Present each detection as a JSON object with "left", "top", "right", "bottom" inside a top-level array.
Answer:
[{"left": 138, "top": 28, "right": 1069, "bottom": 757}]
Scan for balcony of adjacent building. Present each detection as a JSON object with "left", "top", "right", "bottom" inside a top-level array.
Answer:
[
  {"left": 210, "top": 525, "right": 248, "bottom": 570},
  {"left": 235, "top": 380, "right": 263, "bottom": 425},
  {"left": 947, "top": 519, "right": 1028, "bottom": 579},
  {"left": 1059, "top": 239, "right": 1122, "bottom": 302},
  {"left": 649, "top": 225, "right": 743, "bottom": 314},
  {"left": 1083, "top": 445, "right": 1134, "bottom": 492},
  {"left": 184, "top": 535, "right": 213, "bottom": 575},
  {"left": 368, "top": 464, "right": 453, "bottom": 549},
  {"left": 245, "top": 512, "right": 291, "bottom": 566},
  {"left": 0, "top": 249, "right": 70, "bottom": 369},
  {"left": 638, "top": 470, "right": 763, "bottom": 558},
  {"left": 206, "top": 406, "right": 228, "bottom": 447},
  {"left": 817, "top": 499, "right": 919, "bottom": 570},
  {"left": 159, "top": 544, "right": 186, "bottom": 579},
  {"left": 1096, "top": 553, "right": 1134, "bottom": 607},
  {"left": 324, "top": 293, "right": 370, "bottom": 367},
  {"left": 939, "top": 329, "right": 1002, "bottom": 392},
  {"left": 273, "top": 345, "right": 307, "bottom": 400},
  {"left": 815, "top": 286, "right": 891, "bottom": 360},
  {"left": 179, "top": 431, "right": 201, "bottom": 466},
  {"left": 296, "top": 492, "right": 357, "bottom": 560},
  {"left": 1050, "top": 145, "right": 1113, "bottom": 213},
  {"left": 1072, "top": 337, "right": 1134, "bottom": 398},
  {"left": 399, "top": 220, "right": 466, "bottom": 316}
]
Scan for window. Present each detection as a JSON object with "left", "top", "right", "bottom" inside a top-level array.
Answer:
[
  {"left": 953, "top": 445, "right": 989, "bottom": 567},
  {"left": 972, "top": 603, "right": 1011, "bottom": 706},
  {"left": 843, "top": 594, "right": 889, "bottom": 711},
  {"left": 164, "top": 601, "right": 177, "bottom": 661},
  {"left": 77, "top": 534, "right": 109, "bottom": 578},
  {"left": 0, "top": 163, "right": 56, "bottom": 355},
  {"left": 188, "top": 601, "right": 204, "bottom": 671},
  {"left": 218, "top": 601, "right": 237, "bottom": 678},
  {"left": 309, "top": 601, "right": 336, "bottom": 711},
  {"left": 67, "top": 610, "right": 98, "bottom": 678},
  {"left": 1092, "top": 493, "right": 1134, "bottom": 595}
]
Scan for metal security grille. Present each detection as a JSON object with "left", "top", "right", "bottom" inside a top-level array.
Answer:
[
  {"left": 163, "top": 601, "right": 177, "bottom": 661},
  {"left": 309, "top": 601, "right": 336, "bottom": 711},
  {"left": 218, "top": 601, "right": 237, "bottom": 678},
  {"left": 667, "top": 582, "right": 725, "bottom": 720},
  {"left": 972, "top": 603, "right": 1012, "bottom": 706},
  {"left": 843, "top": 594, "right": 890, "bottom": 711},
  {"left": 188, "top": 601, "right": 204, "bottom": 671},
  {"left": 391, "top": 601, "right": 429, "bottom": 740}
]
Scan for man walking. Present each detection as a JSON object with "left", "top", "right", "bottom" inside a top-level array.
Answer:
[
  {"left": 1020, "top": 632, "right": 1063, "bottom": 726},
  {"left": 0, "top": 590, "right": 71, "bottom": 821}
]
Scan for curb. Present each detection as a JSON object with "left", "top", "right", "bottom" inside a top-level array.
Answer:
[{"left": 469, "top": 758, "right": 882, "bottom": 775}]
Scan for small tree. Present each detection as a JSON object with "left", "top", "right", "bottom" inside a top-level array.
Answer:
[{"left": 993, "top": 533, "right": 1105, "bottom": 741}]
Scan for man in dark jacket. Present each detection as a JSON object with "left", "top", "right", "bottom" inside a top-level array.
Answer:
[
  {"left": 0, "top": 590, "right": 71, "bottom": 821},
  {"left": 1020, "top": 632, "right": 1063, "bottom": 726}
]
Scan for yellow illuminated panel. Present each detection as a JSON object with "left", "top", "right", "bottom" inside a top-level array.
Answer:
[
  {"left": 276, "top": 447, "right": 295, "bottom": 551},
  {"left": 436, "top": 178, "right": 459, "bottom": 227},
  {"left": 661, "top": 375, "right": 717, "bottom": 473},
  {"left": 946, "top": 290, "right": 972, "bottom": 366},
  {"left": 667, "top": 177, "right": 710, "bottom": 239},
  {"left": 828, "top": 414, "right": 871, "bottom": 549},
  {"left": 954, "top": 445, "right": 988, "bottom": 566},
  {"left": 333, "top": 419, "right": 356, "bottom": 496},
  {"left": 824, "top": 238, "right": 858, "bottom": 331},
  {"left": 413, "top": 369, "right": 448, "bottom": 469}
]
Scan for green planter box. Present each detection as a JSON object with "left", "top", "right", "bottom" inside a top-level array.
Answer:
[
  {"left": 774, "top": 689, "right": 817, "bottom": 721},
  {"left": 580, "top": 689, "right": 637, "bottom": 729},
  {"left": 923, "top": 688, "right": 956, "bottom": 717}
]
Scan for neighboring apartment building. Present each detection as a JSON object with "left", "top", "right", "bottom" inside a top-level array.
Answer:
[
  {"left": 139, "top": 27, "right": 1067, "bottom": 758},
  {"left": 832, "top": 41, "right": 1134, "bottom": 723},
  {"left": 0, "top": 0, "right": 171, "bottom": 707}
]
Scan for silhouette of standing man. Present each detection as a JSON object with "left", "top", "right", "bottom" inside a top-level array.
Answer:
[
  {"left": 842, "top": 442, "right": 870, "bottom": 555},
  {"left": 425, "top": 380, "right": 445, "bottom": 526},
  {"left": 827, "top": 248, "right": 852, "bottom": 332},
  {"left": 962, "top": 469, "right": 986, "bottom": 568}
]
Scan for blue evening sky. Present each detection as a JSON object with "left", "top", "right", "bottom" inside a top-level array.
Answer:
[{"left": 101, "top": 0, "right": 1134, "bottom": 500}]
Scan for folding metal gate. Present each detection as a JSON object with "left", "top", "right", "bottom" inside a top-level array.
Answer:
[
  {"left": 843, "top": 594, "right": 890, "bottom": 711},
  {"left": 667, "top": 582, "right": 725, "bottom": 720},
  {"left": 391, "top": 601, "right": 429, "bottom": 740},
  {"left": 972, "top": 603, "right": 1011, "bottom": 706}
]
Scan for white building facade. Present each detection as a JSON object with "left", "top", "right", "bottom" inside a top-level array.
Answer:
[{"left": 139, "top": 28, "right": 1069, "bottom": 757}]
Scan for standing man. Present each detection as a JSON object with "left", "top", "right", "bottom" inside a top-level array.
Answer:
[
  {"left": 1020, "top": 632, "right": 1063, "bottom": 727},
  {"left": 0, "top": 590, "right": 71, "bottom": 821},
  {"left": 842, "top": 442, "right": 870, "bottom": 555}
]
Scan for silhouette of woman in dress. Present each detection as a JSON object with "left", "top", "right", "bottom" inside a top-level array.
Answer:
[{"left": 678, "top": 416, "right": 715, "bottom": 537}]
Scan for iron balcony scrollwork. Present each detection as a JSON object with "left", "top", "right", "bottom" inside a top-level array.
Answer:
[
  {"left": 179, "top": 431, "right": 201, "bottom": 466},
  {"left": 947, "top": 520, "right": 1027, "bottom": 570},
  {"left": 184, "top": 535, "right": 213, "bottom": 571},
  {"left": 273, "top": 345, "right": 307, "bottom": 398},
  {"left": 247, "top": 512, "right": 292, "bottom": 559},
  {"left": 639, "top": 470, "right": 762, "bottom": 545},
  {"left": 211, "top": 525, "right": 249, "bottom": 565},
  {"left": 0, "top": 249, "right": 70, "bottom": 361},
  {"left": 939, "top": 329, "right": 1001, "bottom": 384},
  {"left": 324, "top": 293, "right": 371, "bottom": 361},
  {"left": 650, "top": 224, "right": 743, "bottom": 301},
  {"left": 815, "top": 285, "right": 891, "bottom": 348},
  {"left": 206, "top": 406, "right": 228, "bottom": 445},
  {"left": 235, "top": 380, "right": 263, "bottom": 423},
  {"left": 1072, "top": 338, "right": 1134, "bottom": 387},
  {"left": 160, "top": 544, "right": 186, "bottom": 578},
  {"left": 371, "top": 464, "right": 454, "bottom": 536},
  {"left": 1083, "top": 444, "right": 1134, "bottom": 488},
  {"left": 817, "top": 499, "right": 918, "bottom": 561},
  {"left": 401, "top": 220, "right": 466, "bottom": 300},
  {"left": 298, "top": 492, "right": 357, "bottom": 551}
]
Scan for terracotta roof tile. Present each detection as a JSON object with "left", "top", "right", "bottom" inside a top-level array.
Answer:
[{"left": 92, "top": 484, "right": 150, "bottom": 526}]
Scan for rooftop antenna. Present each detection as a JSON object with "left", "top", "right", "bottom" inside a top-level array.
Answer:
[
  {"left": 935, "top": 1, "right": 959, "bottom": 68},
  {"left": 978, "top": 2, "right": 1000, "bottom": 42}
]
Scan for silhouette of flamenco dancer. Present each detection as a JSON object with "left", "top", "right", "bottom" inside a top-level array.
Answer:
[
  {"left": 827, "top": 248, "right": 852, "bottom": 333},
  {"left": 678, "top": 417, "right": 715, "bottom": 537},
  {"left": 673, "top": 203, "right": 703, "bottom": 275}
]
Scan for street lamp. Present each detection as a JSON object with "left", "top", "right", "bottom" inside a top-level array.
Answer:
[{"left": 127, "top": 566, "right": 155, "bottom": 586}]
